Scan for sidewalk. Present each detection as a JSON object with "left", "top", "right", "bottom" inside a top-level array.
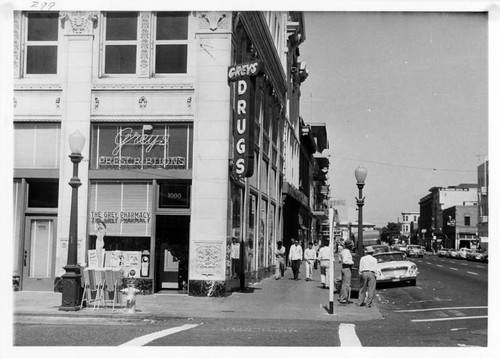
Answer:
[{"left": 12, "top": 262, "right": 382, "bottom": 323}]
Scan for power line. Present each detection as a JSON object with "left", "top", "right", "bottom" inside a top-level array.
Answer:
[{"left": 330, "top": 155, "right": 476, "bottom": 173}]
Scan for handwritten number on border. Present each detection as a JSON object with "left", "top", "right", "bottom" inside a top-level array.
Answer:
[{"left": 31, "top": 2, "right": 56, "bottom": 10}]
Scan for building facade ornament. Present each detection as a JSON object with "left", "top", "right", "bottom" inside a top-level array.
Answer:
[
  {"left": 13, "top": 12, "right": 21, "bottom": 78},
  {"left": 193, "top": 242, "right": 224, "bottom": 278},
  {"left": 139, "top": 12, "right": 151, "bottom": 77},
  {"left": 198, "top": 12, "right": 231, "bottom": 31},
  {"left": 60, "top": 11, "right": 98, "bottom": 35},
  {"left": 138, "top": 96, "right": 148, "bottom": 109}
]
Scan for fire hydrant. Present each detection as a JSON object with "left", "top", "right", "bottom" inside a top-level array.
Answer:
[{"left": 121, "top": 281, "right": 140, "bottom": 314}]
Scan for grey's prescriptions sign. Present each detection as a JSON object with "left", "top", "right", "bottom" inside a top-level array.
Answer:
[{"left": 227, "top": 61, "right": 264, "bottom": 178}]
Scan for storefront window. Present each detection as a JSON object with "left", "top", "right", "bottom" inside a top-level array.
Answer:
[
  {"left": 91, "top": 123, "right": 193, "bottom": 170},
  {"left": 268, "top": 204, "right": 275, "bottom": 267},
  {"left": 14, "top": 123, "right": 61, "bottom": 168},
  {"left": 247, "top": 194, "right": 257, "bottom": 274},
  {"left": 228, "top": 183, "right": 243, "bottom": 279},
  {"left": 258, "top": 200, "right": 267, "bottom": 269}
]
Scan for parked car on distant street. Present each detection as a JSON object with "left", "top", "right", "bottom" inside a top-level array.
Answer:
[
  {"left": 406, "top": 245, "right": 425, "bottom": 258},
  {"left": 447, "top": 248, "right": 458, "bottom": 258},
  {"left": 437, "top": 248, "right": 449, "bottom": 257},
  {"left": 373, "top": 251, "right": 419, "bottom": 286},
  {"left": 457, "top": 247, "right": 472, "bottom": 259},
  {"left": 481, "top": 251, "right": 488, "bottom": 263},
  {"left": 467, "top": 249, "right": 486, "bottom": 262}
]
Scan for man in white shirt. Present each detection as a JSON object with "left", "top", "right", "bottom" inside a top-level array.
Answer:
[
  {"left": 230, "top": 237, "right": 240, "bottom": 279},
  {"left": 357, "top": 247, "right": 378, "bottom": 307},
  {"left": 304, "top": 242, "right": 316, "bottom": 281},
  {"left": 317, "top": 240, "right": 331, "bottom": 288},
  {"left": 339, "top": 240, "right": 354, "bottom": 304},
  {"left": 288, "top": 239, "right": 303, "bottom": 280}
]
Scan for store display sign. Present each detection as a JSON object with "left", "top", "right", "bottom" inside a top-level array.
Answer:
[
  {"left": 90, "top": 210, "right": 152, "bottom": 225},
  {"left": 228, "top": 61, "right": 263, "bottom": 178},
  {"left": 91, "top": 124, "right": 192, "bottom": 170}
]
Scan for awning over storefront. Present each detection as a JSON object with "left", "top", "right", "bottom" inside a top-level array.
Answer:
[
  {"left": 282, "top": 182, "right": 309, "bottom": 208},
  {"left": 312, "top": 210, "right": 328, "bottom": 220}
]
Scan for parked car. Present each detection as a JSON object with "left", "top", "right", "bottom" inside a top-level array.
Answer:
[
  {"left": 398, "top": 245, "right": 408, "bottom": 253},
  {"left": 373, "top": 251, "right": 419, "bottom": 286},
  {"left": 465, "top": 249, "right": 483, "bottom": 261},
  {"left": 437, "top": 248, "right": 449, "bottom": 257},
  {"left": 447, "top": 248, "right": 459, "bottom": 258},
  {"left": 406, "top": 245, "right": 425, "bottom": 258},
  {"left": 365, "top": 244, "right": 391, "bottom": 254},
  {"left": 481, "top": 251, "right": 488, "bottom": 263},
  {"left": 457, "top": 247, "right": 472, "bottom": 259},
  {"left": 468, "top": 249, "right": 486, "bottom": 262}
]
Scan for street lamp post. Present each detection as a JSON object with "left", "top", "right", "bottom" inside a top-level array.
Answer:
[
  {"left": 355, "top": 166, "right": 367, "bottom": 256},
  {"left": 59, "top": 130, "right": 86, "bottom": 311}
]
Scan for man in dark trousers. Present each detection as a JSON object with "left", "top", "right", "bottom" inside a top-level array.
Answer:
[
  {"left": 357, "top": 246, "right": 378, "bottom": 308},
  {"left": 288, "top": 239, "right": 303, "bottom": 280},
  {"left": 338, "top": 240, "right": 354, "bottom": 303}
]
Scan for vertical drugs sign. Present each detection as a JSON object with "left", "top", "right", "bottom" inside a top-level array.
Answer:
[{"left": 228, "top": 61, "right": 264, "bottom": 178}]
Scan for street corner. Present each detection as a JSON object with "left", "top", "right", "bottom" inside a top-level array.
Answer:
[{"left": 322, "top": 301, "right": 384, "bottom": 322}]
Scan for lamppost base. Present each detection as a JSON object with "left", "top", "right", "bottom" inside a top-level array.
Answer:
[{"left": 59, "top": 265, "right": 83, "bottom": 311}]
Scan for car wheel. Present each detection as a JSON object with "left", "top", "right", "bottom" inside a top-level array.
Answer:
[{"left": 409, "top": 279, "right": 416, "bottom": 286}]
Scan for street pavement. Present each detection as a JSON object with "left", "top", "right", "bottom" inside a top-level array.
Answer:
[{"left": 12, "top": 261, "right": 382, "bottom": 323}]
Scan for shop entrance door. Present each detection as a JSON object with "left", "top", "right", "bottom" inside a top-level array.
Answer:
[
  {"left": 22, "top": 216, "right": 57, "bottom": 291},
  {"left": 155, "top": 215, "right": 190, "bottom": 292}
]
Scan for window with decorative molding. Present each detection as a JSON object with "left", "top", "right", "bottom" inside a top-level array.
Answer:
[
  {"left": 24, "top": 12, "right": 59, "bottom": 75},
  {"left": 154, "top": 12, "right": 188, "bottom": 74},
  {"left": 103, "top": 12, "right": 139, "bottom": 74}
]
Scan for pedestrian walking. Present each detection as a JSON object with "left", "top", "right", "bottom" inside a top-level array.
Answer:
[
  {"left": 313, "top": 240, "right": 320, "bottom": 269},
  {"left": 339, "top": 240, "right": 354, "bottom": 304},
  {"left": 275, "top": 241, "right": 286, "bottom": 279},
  {"left": 317, "top": 239, "right": 331, "bottom": 288},
  {"left": 288, "top": 239, "right": 303, "bottom": 280},
  {"left": 304, "top": 242, "right": 316, "bottom": 281},
  {"left": 357, "top": 246, "right": 378, "bottom": 307}
]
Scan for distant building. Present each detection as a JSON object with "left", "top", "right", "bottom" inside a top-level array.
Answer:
[
  {"left": 442, "top": 205, "right": 479, "bottom": 249},
  {"left": 476, "top": 159, "right": 488, "bottom": 246},
  {"left": 400, "top": 211, "right": 419, "bottom": 239},
  {"left": 419, "top": 184, "right": 478, "bottom": 250}
]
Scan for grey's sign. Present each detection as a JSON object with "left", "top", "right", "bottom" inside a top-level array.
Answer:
[{"left": 227, "top": 61, "right": 263, "bottom": 178}]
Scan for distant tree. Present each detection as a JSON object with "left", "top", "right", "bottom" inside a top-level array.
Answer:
[{"left": 381, "top": 222, "right": 402, "bottom": 245}]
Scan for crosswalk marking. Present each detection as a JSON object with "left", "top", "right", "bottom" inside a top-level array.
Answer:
[
  {"left": 119, "top": 324, "right": 199, "bottom": 346},
  {"left": 467, "top": 271, "right": 479, "bottom": 275},
  {"left": 339, "top": 323, "right": 362, "bottom": 346}
]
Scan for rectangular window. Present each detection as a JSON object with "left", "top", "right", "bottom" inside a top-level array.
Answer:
[
  {"left": 158, "top": 180, "right": 191, "bottom": 209},
  {"left": 104, "top": 12, "right": 138, "bottom": 74},
  {"left": 27, "top": 180, "right": 59, "bottom": 208},
  {"left": 464, "top": 216, "right": 471, "bottom": 226},
  {"left": 155, "top": 12, "right": 188, "bottom": 74},
  {"left": 25, "top": 12, "right": 59, "bottom": 74},
  {"left": 14, "top": 123, "right": 61, "bottom": 168}
]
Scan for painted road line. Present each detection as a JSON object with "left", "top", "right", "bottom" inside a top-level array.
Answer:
[
  {"left": 436, "top": 264, "right": 444, "bottom": 267},
  {"left": 119, "top": 324, "right": 199, "bottom": 346},
  {"left": 412, "top": 316, "right": 487, "bottom": 323},
  {"left": 339, "top": 323, "right": 362, "bottom": 347},
  {"left": 450, "top": 267, "right": 458, "bottom": 270},
  {"left": 395, "top": 306, "right": 487, "bottom": 313},
  {"left": 467, "top": 271, "right": 479, "bottom": 275}
]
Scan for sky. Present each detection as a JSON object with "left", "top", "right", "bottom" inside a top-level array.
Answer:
[{"left": 299, "top": 11, "right": 489, "bottom": 227}]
